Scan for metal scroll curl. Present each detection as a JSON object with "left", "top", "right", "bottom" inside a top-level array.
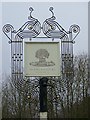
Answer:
[
  {"left": 42, "top": 7, "right": 69, "bottom": 39},
  {"left": 2, "top": 7, "right": 80, "bottom": 41},
  {"left": 69, "top": 24, "right": 80, "bottom": 41},
  {"left": 15, "top": 7, "right": 41, "bottom": 39},
  {"left": 17, "top": 21, "right": 41, "bottom": 39},
  {"left": 2, "top": 24, "right": 14, "bottom": 42}
]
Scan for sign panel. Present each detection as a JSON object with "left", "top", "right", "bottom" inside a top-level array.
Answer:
[{"left": 24, "top": 42, "right": 60, "bottom": 76}]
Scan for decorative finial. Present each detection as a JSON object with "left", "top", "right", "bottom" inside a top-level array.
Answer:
[
  {"left": 49, "top": 7, "right": 53, "bottom": 11},
  {"left": 29, "top": 7, "right": 34, "bottom": 12},
  {"left": 49, "top": 7, "right": 54, "bottom": 17},
  {"left": 28, "top": 7, "right": 34, "bottom": 20}
]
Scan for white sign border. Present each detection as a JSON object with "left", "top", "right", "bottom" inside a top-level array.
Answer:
[{"left": 24, "top": 41, "right": 61, "bottom": 77}]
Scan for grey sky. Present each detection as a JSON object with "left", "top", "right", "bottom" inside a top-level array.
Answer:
[{"left": 2, "top": 2, "right": 88, "bottom": 74}]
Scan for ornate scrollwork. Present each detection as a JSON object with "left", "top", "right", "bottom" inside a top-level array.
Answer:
[
  {"left": 2, "top": 24, "right": 14, "bottom": 42},
  {"left": 27, "top": 7, "right": 41, "bottom": 36},
  {"left": 3, "top": 7, "right": 80, "bottom": 41},
  {"left": 28, "top": 7, "right": 34, "bottom": 20},
  {"left": 42, "top": 7, "right": 69, "bottom": 39},
  {"left": 70, "top": 24, "right": 80, "bottom": 33},
  {"left": 15, "top": 7, "right": 41, "bottom": 39},
  {"left": 3, "top": 24, "right": 14, "bottom": 33},
  {"left": 69, "top": 24, "right": 80, "bottom": 41}
]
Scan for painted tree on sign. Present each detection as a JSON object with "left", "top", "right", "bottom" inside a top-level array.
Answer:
[{"left": 35, "top": 49, "right": 49, "bottom": 63}]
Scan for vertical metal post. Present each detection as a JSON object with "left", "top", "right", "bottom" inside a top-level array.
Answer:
[{"left": 39, "top": 77, "right": 48, "bottom": 119}]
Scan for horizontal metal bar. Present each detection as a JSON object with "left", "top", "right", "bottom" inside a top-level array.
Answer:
[
  {"left": 61, "top": 41, "right": 73, "bottom": 43},
  {"left": 12, "top": 72, "right": 23, "bottom": 74},
  {"left": 11, "top": 41, "right": 22, "bottom": 43}
]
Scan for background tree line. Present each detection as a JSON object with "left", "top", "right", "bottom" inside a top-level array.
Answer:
[{"left": 2, "top": 53, "right": 90, "bottom": 118}]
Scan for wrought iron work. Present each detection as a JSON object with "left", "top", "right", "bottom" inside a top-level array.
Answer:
[
  {"left": 2, "top": 6, "right": 80, "bottom": 118},
  {"left": 42, "top": 7, "right": 69, "bottom": 39},
  {"left": 2, "top": 6, "right": 80, "bottom": 80},
  {"left": 16, "top": 7, "right": 41, "bottom": 39},
  {"left": 3, "top": 25, "right": 24, "bottom": 91}
]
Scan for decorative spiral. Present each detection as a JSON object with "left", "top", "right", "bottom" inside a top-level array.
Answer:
[
  {"left": 29, "top": 7, "right": 33, "bottom": 12},
  {"left": 49, "top": 7, "right": 53, "bottom": 11},
  {"left": 2, "top": 24, "right": 14, "bottom": 42},
  {"left": 42, "top": 21, "right": 56, "bottom": 35},
  {"left": 28, "top": 7, "right": 34, "bottom": 20},
  {"left": 69, "top": 24, "right": 80, "bottom": 41},
  {"left": 2, "top": 24, "right": 14, "bottom": 33},
  {"left": 27, "top": 21, "right": 41, "bottom": 37},
  {"left": 16, "top": 20, "right": 41, "bottom": 38},
  {"left": 70, "top": 24, "right": 80, "bottom": 34}
]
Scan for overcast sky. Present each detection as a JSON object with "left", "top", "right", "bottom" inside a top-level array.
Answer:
[
  {"left": 0, "top": 1, "right": 89, "bottom": 120},
  {"left": 2, "top": 2, "right": 88, "bottom": 74}
]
